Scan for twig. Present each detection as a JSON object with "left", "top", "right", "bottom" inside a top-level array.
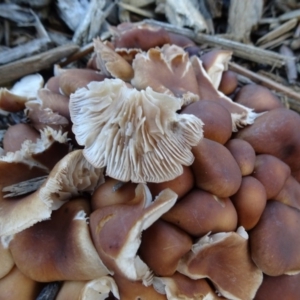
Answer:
[
  {"left": 143, "top": 19, "right": 294, "bottom": 68},
  {"left": 0, "top": 44, "right": 79, "bottom": 85},
  {"left": 229, "top": 62, "right": 300, "bottom": 103},
  {"left": 117, "top": 2, "right": 155, "bottom": 18}
]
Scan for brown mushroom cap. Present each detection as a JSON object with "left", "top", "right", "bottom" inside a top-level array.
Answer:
[
  {"left": 218, "top": 70, "right": 238, "bottom": 95},
  {"left": 89, "top": 184, "right": 177, "bottom": 285},
  {"left": 225, "top": 139, "right": 256, "bottom": 176},
  {"left": 235, "top": 108, "right": 300, "bottom": 171},
  {"left": 231, "top": 176, "right": 267, "bottom": 230},
  {"left": 114, "top": 273, "right": 166, "bottom": 300},
  {"left": 153, "top": 272, "right": 220, "bottom": 300},
  {"left": 0, "top": 266, "right": 43, "bottom": 300},
  {"left": 177, "top": 228, "right": 263, "bottom": 300},
  {"left": 192, "top": 138, "right": 242, "bottom": 198},
  {"left": 3, "top": 123, "right": 40, "bottom": 153},
  {"left": 9, "top": 197, "right": 110, "bottom": 282},
  {"left": 162, "top": 188, "right": 238, "bottom": 236},
  {"left": 255, "top": 273, "right": 300, "bottom": 300},
  {"left": 181, "top": 100, "right": 232, "bottom": 144},
  {"left": 70, "top": 78, "right": 203, "bottom": 183},
  {"left": 250, "top": 200, "right": 300, "bottom": 276},
  {"left": 147, "top": 165, "right": 194, "bottom": 200},
  {"left": 234, "top": 84, "right": 284, "bottom": 112},
  {"left": 0, "top": 237, "right": 14, "bottom": 279},
  {"left": 274, "top": 175, "right": 300, "bottom": 210},
  {"left": 91, "top": 177, "right": 137, "bottom": 210},
  {"left": 252, "top": 154, "right": 291, "bottom": 199},
  {"left": 139, "top": 219, "right": 193, "bottom": 276}
]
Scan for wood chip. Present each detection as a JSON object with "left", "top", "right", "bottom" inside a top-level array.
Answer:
[
  {"left": 279, "top": 45, "right": 298, "bottom": 84},
  {"left": 0, "top": 43, "right": 79, "bottom": 85},
  {"left": 143, "top": 19, "right": 294, "bottom": 68},
  {"left": 256, "top": 18, "right": 298, "bottom": 46},
  {"left": 279, "top": 9, "right": 300, "bottom": 22},
  {"left": 118, "top": 1, "right": 155, "bottom": 18}
]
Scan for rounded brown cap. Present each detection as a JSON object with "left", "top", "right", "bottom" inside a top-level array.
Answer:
[
  {"left": 192, "top": 138, "right": 242, "bottom": 198},
  {"left": 250, "top": 201, "right": 300, "bottom": 276},
  {"left": 162, "top": 188, "right": 237, "bottom": 236},
  {"left": 139, "top": 219, "right": 193, "bottom": 276}
]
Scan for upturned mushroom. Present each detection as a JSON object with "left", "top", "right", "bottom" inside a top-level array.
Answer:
[
  {"left": 89, "top": 184, "right": 177, "bottom": 285},
  {"left": 9, "top": 197, "right": 110, "bottom": 282},
  {"left": 70, "top": 78, "right": 203, "bottom": 183},
  {"left": 177, "top": 227, "right": 263, "bottom": 300}
]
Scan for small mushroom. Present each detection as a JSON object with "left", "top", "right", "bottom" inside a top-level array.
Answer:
[
  {"left": 225, "top": 139, "right": 256, "bottom": 176},
  {"left": 192, "top": 138, "right": 242, "bottom": 198},
  {"left": 231, "top": 176, "right": 267, "bottom": 230},
  {"left": 0, "top": 237, "right": 14, "bottom": 279},
  {"left": 201, "top": 49, "right": 233, "bottom": 89},
  {"left": 234, "top": 84, "right": 284, "bottom": 112},
  {"left": 89, "top": 184, "right": 177, "bottom": 285},
  {"left": 70, "top": 78, "right": 203, "bottom": 183},
  {"left": 250, "top": 200, "right": 300, "bottom": 276},
  {"left": 162, "top": 188, "right": 238, "bottom": 236},
  {"left": 153, "top": 272, "right": 220, "bottom": 300},
  {"left": 177, "top": 227, "right": 263, "bottom": 300},
  {"left": 218, "top": 70, "right": 238, "bottom": 96},
  {"left": 181, "top": 100, "right": 232, "bottom": 144},
  {"left": 252, "top": 154, "right": 291, "bottom": 199},
  {"left": 190, "top": 55, "right": 258, "bottom": 131},
  {"left": 235, "top": 108, "right": 300, "bottom": 171},
  {"left": 139, "top": 219, "right": 193, "bottom": 276},
  {"left": 9, "top": 197, "right": 111, "bottom": 281},
  {"left": 93, "top": 38, "right": 134, "bottom": 81},
  {"left": 0, "top": 266, "right": 43, "bottom": 300}
]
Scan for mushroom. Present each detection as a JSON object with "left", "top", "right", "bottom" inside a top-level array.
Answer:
[
  {"left": 177, "top": 227, "right": 263, "bottom": 300},
  {"left": 131, "top": 44, "right": 200, "bottom": 105},
  {"left": 235, "top": 107, "right": 300, "bottom": 171},
  {"left": 162, "top": 188, "right": 238, "bottom": 236},
  {"left": 250, "top": 200, "right": 300, "bottom": 276},
  {"left": 139, "top": 219, "right": 193, "bottom": 276},
  {"left": 153, "top": 272, "right": 221, "bottom": 300},
  {"left": 0, "top": 266, "right": 43, "bottom": 300},
  {"left": 89, "top": 184, "right": 177, "bottom": 285},
  {"left": 0, "top": 149, "right": 103, "bottom": 237},
  {"left": 113, "top": 274, "right": 166, "bottom": 300},
  {"left": 218, "top": 70, "right": 238, "bottom": 96},
  {"left": 192, "top": 138, "right": 242, "bottom": 198},
  {"left": 0, "top": 236, "right": 14, "bottom": 279},
  {"left": 231, "top": 176, "right": 267, "bottom": 230},
  {"left": 234, "top": 84, "right": 284, "bottom": 112},
  {"left": 93, "top": 38, "right": 134, "bottom": 82},
  {"left": 190, "top": 55, "right": 258, "bottom": 131},
  {"left": 200, "top": 49, "right": 233, "bottom": 89},
  {"left": 9, "top": 197, "right": 111, "bottom": 282},
  {"left": 181, "top": 100, "right": 232, "bottom": 144},
  {"left": 2, "top": 123, "right": 40, "bottom": 153},
  {"left": 251, "top": 154, "right": 291, "bottom": 199},
  {"left": 225, "top": 139, "right": 256, "bottom": 176},
  {"left": 255, "top": 273, "right": 300, "bottom": 300},
  {"left": 70, "top": 78, "right": 203, "bottom": 183}
]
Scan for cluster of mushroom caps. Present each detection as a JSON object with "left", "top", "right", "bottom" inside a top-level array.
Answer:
[{"left": 1, "top": 22, "right": 300, "bottom": 300}]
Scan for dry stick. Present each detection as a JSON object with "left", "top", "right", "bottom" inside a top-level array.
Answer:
[
  {"left": 143, "top": 19, "right": 294, "bottom": 67},
  {"left": 0, "top": 43, "right": 79, "bottom": 85},
  {"left": 229, "top": 62, "right": 300, "bottom": 103}
]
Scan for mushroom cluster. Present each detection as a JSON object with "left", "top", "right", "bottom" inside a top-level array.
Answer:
[{"left": 1, "top": 21, "right": 300, "bottom": 300}]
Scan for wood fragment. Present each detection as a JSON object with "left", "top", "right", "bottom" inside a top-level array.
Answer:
[
  {"left": 118, "top": 2, "right": 155, "bottom": 18},
  {"left": 143, "top": 19, "right": 294, "bottom": 67},
  {"left": 258, "top": 32, "right": 293, "bottom": 49},
  {"left": 256, "top": 18, "right": 298, "bottom": 46},
  {"left": 229, "top": 62, "right": 300, "bottom": 104},
  {"left": 279, "top": 9, "right": 300, "bottom": 22},
  {"left": 36, "top": 282, "right": 61, "bottom": 300},
  {"left": 279, "top": 45, "right": 298, "bottom": 84},
  {"left": 2, "top": 175, "right": 47, "bottom": 198},
  {"left": 0, "top": 44, "right": 79, "bottom": 85},
  {"left": 0, "top": 37, "right": 52, "bottom": 65},
  {"left": 226, "top": 0, "right": 263, "bottom": 43},
  {"left": 0, "top": 3, "right": 34, "bottom": 23}
]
